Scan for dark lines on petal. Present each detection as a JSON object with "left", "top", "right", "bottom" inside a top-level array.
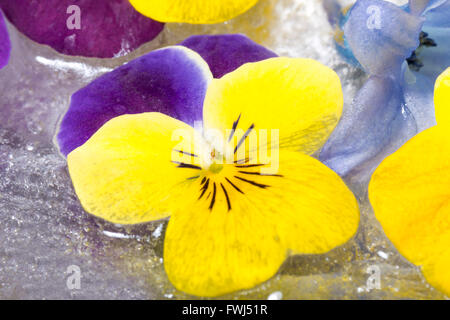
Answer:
[
  {"left": 235, "top": 164, "right": 265, "bottom": 168},
  {"left": 201, "top": 177, "right": 206, "bottom": 185},
  {"left": 234, "top": 157, "right": 250, "bottom": 164},
  {"left": 220, "top": 183, "right": 232, "bottom": 211},
  {"left": 173, "top": 149, "right": 198, "bottom": 158},
  {"left": 234, "top": 123, "right": 255, "bottom": 154},
  {"left": 235, "top": 176, "right": 270, "bottom": 189},
  {"left": 225, "top": 177, "right": 244, "bottom": 194},
  {"left": 238, "top": 171, "right": 283, "bottom": 177},
  {"left": 228, "top": 114, "right": 241, "bottom": 142},
  {"left": 187, "top": 175, "right": 200, "bottom": 180},
  {"left": 198, "top": 178, "right": 210, "bottom": 200},
  {"left": 209, "top": 183, "right": 217, "bottom": 211},
  {"left": 172, "top": 161, "right": 202, "bottom": 170}
]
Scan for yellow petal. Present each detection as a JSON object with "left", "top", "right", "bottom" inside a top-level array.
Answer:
[
  {"left": 434, "top": 67, "right": 450, "bottom": 125},
  {"left": 129, "top": 0, "right": 259, "bottom": 24},
  {"left": 164, "top": 150, "right": 359, "bottom": 297},
  {"left": 68, "top": 112, "right": 202, "bottom": 225},
  {"left": 369, "top": 126, "right": 450, "bottom": 264},
  {"left": 369, "top": 126, "right": 450, "bottom": 295},
  {"left": 422, "top": 246, "right": 450, "bottom": 297},
  {"left": 203, "top": 58, "right": 344, "bottom": 156}
]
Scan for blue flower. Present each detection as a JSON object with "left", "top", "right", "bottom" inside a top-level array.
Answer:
[{"left": 320, "top": 0, "right": 450, "bottom": 176}]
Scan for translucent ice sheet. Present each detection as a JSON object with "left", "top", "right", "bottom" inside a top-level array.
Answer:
[{"left": 0, "top": 0, "right": 446, "bottom": 299}]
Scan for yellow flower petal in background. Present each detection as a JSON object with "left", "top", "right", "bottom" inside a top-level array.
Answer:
[
  {"left": 369, "top": 126, "right": 450, "bottom": 296},
  {"left": 129, "top": 0, "right": 259, "bottom": 24},
  {"left": 68, "top": 112, "right": 201, "bottom": 225},
  {"left": 422, "top": 247, "right": 450, "bottom": 297},
  {"left": 164, "top": 150, "right": 359, "bottom": 297},
  {"left": 434, "top": 67, "right": 450, "bottom": 125},
  {"left": 203, "top": 58, "right": 344, "bottom": 155}
]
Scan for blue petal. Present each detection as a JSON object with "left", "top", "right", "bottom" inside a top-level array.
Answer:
[
  {"left": 323, "top": 0, "right": 361, "bottom": 67},
  {"left": 424, "top": 0, "right": 450, "bottom": 27},
  {"left": 403, "top": 65, "right": 436, "bottom": 131},
  {"left": 320, "top": 75, "right": 417, "bottom": 176},
  {"left": 343, "top": 0, "right": 424, "bottom": 76},
  {"left": 423, "top": 0, "right": 450, "bottom": 15},
  {"left": 322, "top": 0, "right": 449, "bottom": 177},
  {"left": 416, "top": 0, "right": 450, "bottom": 79},
  {"left": 408, "top": 0, "right": 431, "bottom": 14}
]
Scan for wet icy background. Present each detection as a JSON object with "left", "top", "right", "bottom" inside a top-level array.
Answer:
[{"left": 0, "top": 0, "right": 447, "bottom": 299}]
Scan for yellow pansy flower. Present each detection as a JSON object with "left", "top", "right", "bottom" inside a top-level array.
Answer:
[
  {"left": 129, "top": 0, "right": 259, "bottom": 24},
  {"left": 369, "top": 68, "right": 450, "bottom": 296},
  {"left": 67, "top": 54, "right": 360, "bottom": 297}
]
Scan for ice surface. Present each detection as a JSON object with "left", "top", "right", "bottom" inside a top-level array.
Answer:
[{"left": 0, "top": 0, "right": 446, "bottom": 299}]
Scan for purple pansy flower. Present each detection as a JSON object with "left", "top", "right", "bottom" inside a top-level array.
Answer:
[
  {"left": 0, "top": 9, "right": 10, "bottom": 69},
  {"left": 320, "top": 0, "right": 450, "bottom": 176},
  {"left": 57, "top": 34, "right": 277, "bottom": 155},
  {"left": 0, "top": 0, "right": 164, "bottom": 58}
]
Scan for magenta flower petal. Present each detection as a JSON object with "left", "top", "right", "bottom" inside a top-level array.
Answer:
[
  {"left": 0, "top": 0, "right": 164, "bottom": 58},
  {"left": 0, "top": 9, "right": 10, "bottom": 69},
  {"left": 57, "top": 47, "right": 212, "bottom": 156},
  {"left": 180, "top": 34, "right": 277, "bottom": 78}
]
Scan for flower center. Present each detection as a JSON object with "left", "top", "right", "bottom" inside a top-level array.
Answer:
[
  {"left": 209, "top": 162, "right": 223, "bottom": 174},
  {"left": 406, "top": 31, "right": 437, "bottom": 72},
  {"left": 172, "top": 114, "right": 284, "bottom": 212}
]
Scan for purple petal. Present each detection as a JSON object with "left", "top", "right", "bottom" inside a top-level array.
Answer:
[
  {"left": 0, "top": 0, "right": 164, "bottom": 58},
  {"left": 57, "top": 46, "right": 212, "bottom": 156},
  {"left": 343, "top": 0, "right": 424, "bottom": 76},
  {"left": 320, "top": 75, "right": 417, "bottom": 176},
  {"left": 0, "top": 9, "right": 10, "bottom": 69},
  {"left": 180, "top": 34, "right": 277, "bottom": 78}
]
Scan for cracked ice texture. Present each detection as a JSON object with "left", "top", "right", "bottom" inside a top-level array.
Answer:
[{"left": 0, "top": 0, "right": 447, "bottom": 299}]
